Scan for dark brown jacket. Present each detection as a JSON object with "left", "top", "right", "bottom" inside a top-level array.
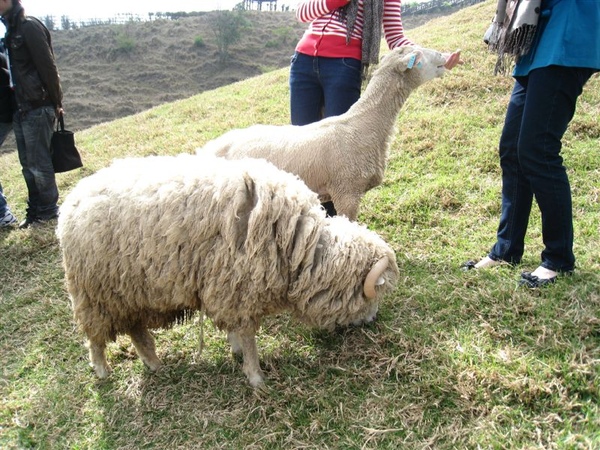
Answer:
[
  {"left": 0, "top": 39, "right": 14, "bottom": 123},
  {"left": 2, "top": 4, "right": 62, "bottom": 114}
]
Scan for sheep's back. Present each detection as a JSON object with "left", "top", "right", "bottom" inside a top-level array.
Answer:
[{"left": 200, "top": 123, "right": 339, "bottom": 196}]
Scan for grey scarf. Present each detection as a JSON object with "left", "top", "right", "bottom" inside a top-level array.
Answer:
[
  {"left": 340, "top": 0, "right": 385, "bottom": 80},
  {"left": 485, "top": 0, "right": 541, "bottom": 75}
]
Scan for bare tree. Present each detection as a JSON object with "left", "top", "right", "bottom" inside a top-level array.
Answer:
[
  {"left": 61, "top": 15, "right": 71, "bottom": 31},
  {"left": 43, "top": 15, "right": 55, "bottom": 31},
  {"left": 210, "top": 10, "right": 250, "bottom": 65}
]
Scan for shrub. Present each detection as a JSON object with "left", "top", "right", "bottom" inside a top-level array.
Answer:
[
  {"left": 115, "top": 33, "right": 136, "bottom": 53},
  {"left": 194, "top": 36, "right": 206, "bottom": 48},
  {"left": 272, "top": 26, "right": 295, "bottom": 45}
]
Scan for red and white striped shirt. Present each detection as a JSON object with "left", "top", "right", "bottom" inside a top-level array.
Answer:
[{"left": 295, "top": 0, "right": 413, "bottom": 60}]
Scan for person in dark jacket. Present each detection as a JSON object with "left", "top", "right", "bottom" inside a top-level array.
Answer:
[
  {"left": 0, "top": 36, "right": 17, "bottom": 227},
  {"left": 0, "top": 0, "right": 63, "bottom": 228}
]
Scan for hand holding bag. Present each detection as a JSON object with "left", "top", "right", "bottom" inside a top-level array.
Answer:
[{"left": 51, "top": 113, "right": 83, "bottom": 173}]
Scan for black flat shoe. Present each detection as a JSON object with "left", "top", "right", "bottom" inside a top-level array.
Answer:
[
  {"left": 519, "top": 272, "right": 557, "bottom": 288},
  {"left": 18, "top": 217, "right": 37, "bottom": 229},
  {"left": 461, "top": 260, "right": 477, "bottom": 271},
  {"left": 18, "top": 215, "right": 58, "bottom": 229}
]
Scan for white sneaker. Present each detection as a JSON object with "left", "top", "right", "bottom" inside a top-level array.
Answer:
[{"left": 0, "top": 209, "right": 18, "bottom": 227}]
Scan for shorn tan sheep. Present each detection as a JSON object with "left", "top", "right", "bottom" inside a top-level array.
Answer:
[
  {"left": 57, "top": 155, "right": 399, "bottom": 387},
  {"left": 198, "top": 46, "right": 449, "bottom": 221}
]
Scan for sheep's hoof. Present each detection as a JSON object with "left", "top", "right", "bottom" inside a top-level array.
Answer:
[
  {"left": 93, "top": 363, "right": 112, "bottom": 379},
  {"left": 247, "top": 372, "right": 265, "bottom": 388},
  {"left": 144, "top": 359, "right": 162, "bottom": 372}
]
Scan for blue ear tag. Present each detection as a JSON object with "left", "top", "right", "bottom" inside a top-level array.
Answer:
[{"left": 407, "top": 54, "right": 416, "bottom": 69}]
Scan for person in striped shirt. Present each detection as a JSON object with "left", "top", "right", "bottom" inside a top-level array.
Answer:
[{"left": 290, "top": 0, "right": 461, "bottom": 216}]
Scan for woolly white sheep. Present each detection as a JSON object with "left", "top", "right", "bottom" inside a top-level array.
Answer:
[
  {"left": 198, "top": 45, "right": 449, "bottom": 221},
  {"left": 57, "top": 154, "right": 398, "bottom": 387}
]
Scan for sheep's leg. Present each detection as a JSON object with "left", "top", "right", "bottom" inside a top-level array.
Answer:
[
  {"left": 128, "top": 326, "right": 162, "bottom": 372},
  {"left": 88, "top": 337, "right": 111, "bottom": 379},
  {"left": 236, "top": 328, "right": 264, "bottom": 387},
  {"left": 228, "top": 331, "right": 243, "bottom": 355}
]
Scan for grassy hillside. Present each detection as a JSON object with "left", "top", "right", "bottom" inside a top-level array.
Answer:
[
  {"left": 1, "top": 1, "right": 599, "bottom": 448},
  {"left": 51, "top": 10, "right": 307, "bottom": 132}
]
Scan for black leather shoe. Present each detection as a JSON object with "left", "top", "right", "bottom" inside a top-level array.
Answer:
[
  {"left": 519, "top": 272, "right": 557, "bottom": 288},
  {"left": 461, "top": 260, "right": 477, "bottom": 271},
  {"left": 18, "top": 217, "right": 37, "bottom": 229},
  {"left": 19, "top": 215, "right": 58, "bottom": 229}
]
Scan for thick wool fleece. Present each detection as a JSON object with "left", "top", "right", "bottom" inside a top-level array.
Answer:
[{"left": 57, "top": 155, "right": 398, "bottom": 345}]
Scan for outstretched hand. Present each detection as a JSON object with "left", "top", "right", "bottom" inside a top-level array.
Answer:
[{"left": 443, "top": 50, "right": 463, "bottom": 70}]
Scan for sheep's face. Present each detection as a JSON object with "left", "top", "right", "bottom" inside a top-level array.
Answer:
[
  {"left": 292, "top": 248, "right": 399, "bottom": 331},
  {"left": 293, "top": 280, "right": 387, "bottom": 331},
  {"left": 383, "top": 46, "right": 447, "bottom": 84},
  {"left": 349, "top": 298, "right": 379, "bottom": 327},
  {"left": 413, "top": 47, "right": 448, "bottom": 82},
  {"left": 326, "top": 255, "right": 398, "bottom": 330}
]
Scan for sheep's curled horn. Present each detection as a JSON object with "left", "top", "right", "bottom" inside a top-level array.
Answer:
[{"left": 363, "top": 257, "right": 389, "bottom": 299}]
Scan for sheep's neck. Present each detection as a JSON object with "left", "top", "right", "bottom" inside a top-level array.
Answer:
[{"left": 342, "top": 71, "right": 409, "bottom": 141}]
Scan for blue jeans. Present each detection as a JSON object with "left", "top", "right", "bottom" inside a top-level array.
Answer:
[
  {"left": 289, "top": 52, "right": 362, "bottom": 126},
  {"left": 13, "top": 106, "right": 59, "bottom": 220},
  {"left": 0, "top": 121, "right": 13, "bottom": 215},
  {"left": 489, "top": 65, "right": 595, "bottom": 272},
  {"left": 0, "top": 179, "right": 8, "bottom": 215}
]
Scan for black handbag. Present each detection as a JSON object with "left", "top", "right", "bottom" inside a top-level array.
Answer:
[{"left": 51, "top": 113, "right": 83, "bottom": 173}]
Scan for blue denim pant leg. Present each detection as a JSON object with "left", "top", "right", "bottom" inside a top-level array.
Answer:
[
  {"left": 491, "top": 66, "right": 594, "bottom": 271},
  {"left": 13, "top": 106, "right": 59, "bottom": 221},
  {"left": 489, "top": 79, "right": 533, "bottom": 265},
  {"left": 0, "top": 180, "right": 7, "bottom": 215},
  {"left": 289, "top": 52, "right": 362, "bottom": 126},
  {"left": 518, "top": 66, "right": 594, "bottom": 272}
]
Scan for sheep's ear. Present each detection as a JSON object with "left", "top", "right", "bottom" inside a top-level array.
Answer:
[{"left": 401, "top": 50, "right": 424, "bottom": 71}]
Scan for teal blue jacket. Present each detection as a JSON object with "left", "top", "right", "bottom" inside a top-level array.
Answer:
[{"left": 514, "top": 0, "right": 600, "bottom": 76}]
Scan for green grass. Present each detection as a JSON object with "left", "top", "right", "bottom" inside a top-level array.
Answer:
[{"left": 1, "top": 2, "right": 599, "bottom": 448}]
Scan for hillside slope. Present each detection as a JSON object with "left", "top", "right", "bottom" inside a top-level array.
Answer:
[
  {"left": 52, "top": 11, "right": 307, "bottom": 131},
  {"left": 50, "top": 9, "right": 451, "bottom": 133}
]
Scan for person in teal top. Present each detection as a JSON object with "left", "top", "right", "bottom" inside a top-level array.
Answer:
[
  {"left": 464, "top": 0, "right": 600, "bottom": 288},
  {"left": 514, "top": 0, "right": 600, "bottom": 76}
]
